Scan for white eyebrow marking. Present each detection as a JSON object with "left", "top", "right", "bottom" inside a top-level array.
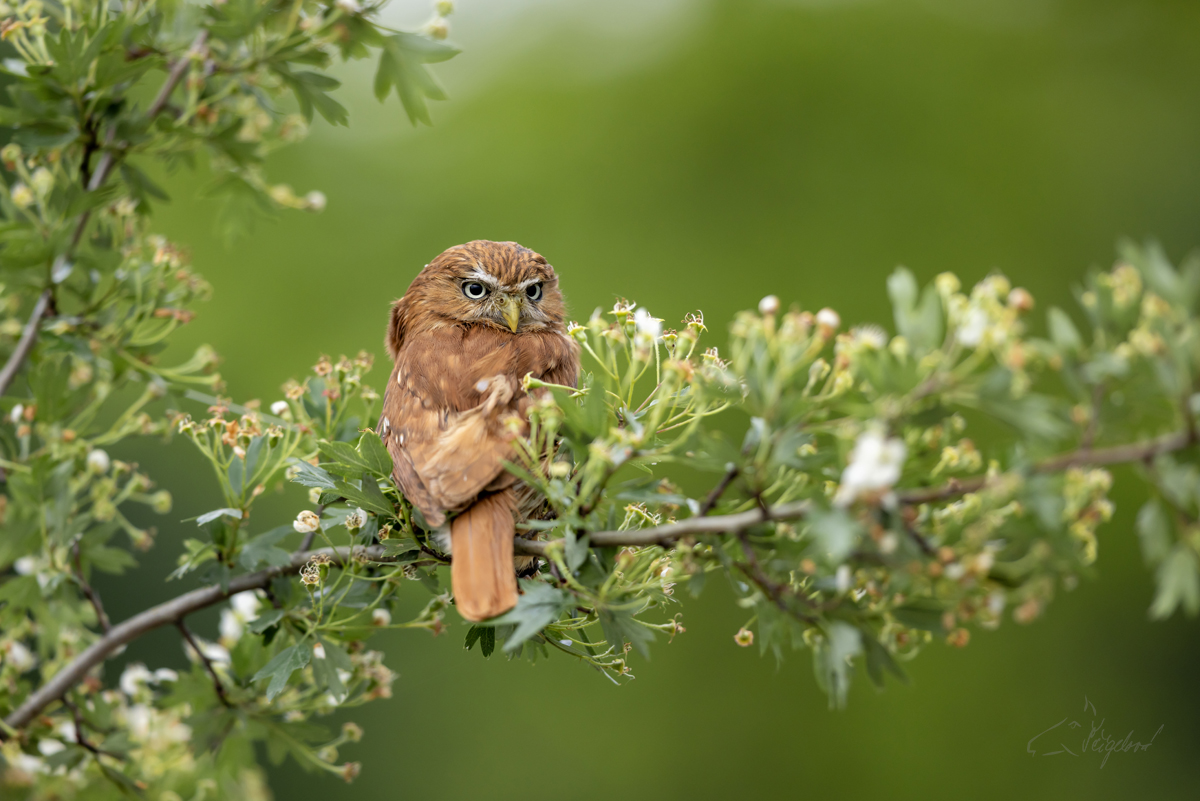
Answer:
[
  {"left": 516, "top": 277, "right": 543, "bottom": 289},
  {"left": 464, "top": 268, "right": 499, "bottom": 287}
]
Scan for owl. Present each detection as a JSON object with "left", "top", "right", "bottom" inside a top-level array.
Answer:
[{"left": 377, "top": 241, "right": 580, "bottom": 621}]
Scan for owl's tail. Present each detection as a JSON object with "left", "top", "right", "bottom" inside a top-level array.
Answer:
[{"left": 450, "top": 489, "right": 519, "bottom": 622}]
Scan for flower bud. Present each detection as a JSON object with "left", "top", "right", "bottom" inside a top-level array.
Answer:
[
  {"left": 1007, "top": 287, "right": 1034, "bottom": 312},
  {"left": 10, "top": 183, "right": 34, "bottom": 209},
  {"left": 87, "top": 449, "right": 111, "bottom": 474},
  {"left": 815, "top": 307, "right": 840, "bottom": 337},
  {"left": 30, "top": 167, "right": 54, "bottom": 198},
  {"left": 2, "top": 142, "right": 21, "bottom": 167},
  {"left": 436, "top": 0, "right": 454, "bottom": 15},
  {"left": 372, "top": 608, "right": 391, "bottom": 627},
  {"left": 757, "top": 295, "right": 780, "bottom": 316},
  {"left": 294, "top": 510, "right": 320, "bottom": 533},
  {"left": 305, "top": 190, "right": 326, "bottom": 212},
  {"left": 151, "top": 490, "right": 172, "bottom": 514}
]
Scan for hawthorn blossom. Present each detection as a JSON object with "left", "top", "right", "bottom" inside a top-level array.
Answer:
[
  {"left": 294, "top": 510, "right": 320, "bottom": 533},
  {"left": 219, "top": 590, "right": 262, "bottom": 643},
  {"left": 833, "top": 424, "right": 907, "bottom": 507}
]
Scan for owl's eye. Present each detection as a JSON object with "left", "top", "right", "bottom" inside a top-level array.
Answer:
[
  {"left": 463, "top": 282, "right": 488, "bottom": 300},
  {"left": 525, "top": 283, "right": 543, "bottom": 301}
]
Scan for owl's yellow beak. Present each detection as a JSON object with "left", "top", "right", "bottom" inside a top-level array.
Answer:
[{"left": 500, "top": 294, "right": 521, "bottom": 333}]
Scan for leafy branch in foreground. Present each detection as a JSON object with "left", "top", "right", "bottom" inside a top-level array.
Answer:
[{"left": 0, "top": 0, "right": 460, "bottom": 794}]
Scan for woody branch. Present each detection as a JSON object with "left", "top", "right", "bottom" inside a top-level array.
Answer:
[{"left": 5, "top": 426, "right": 1194, "bottom": 736}]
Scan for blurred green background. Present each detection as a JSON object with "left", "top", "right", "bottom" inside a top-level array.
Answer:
[{"left": 107, "top": 0, "right": 1200, "bottom": 798}]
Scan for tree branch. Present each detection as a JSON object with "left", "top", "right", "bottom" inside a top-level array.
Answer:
[
  {"left": 0, "top": 30, "right": 209, "bottom": 400},
  {"left": 513, "top": 500, "right": 813, "bottom": 557},
  {"left": 2, "top": 543, "right": 385, "bottom": 735},
  {"left": 515, "top": 428, "right": 1199, "bottom": 556}
]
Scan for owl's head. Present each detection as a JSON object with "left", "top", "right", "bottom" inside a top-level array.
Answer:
[{"left": 388, "top": 240, "right": 568, "bottom": 357}]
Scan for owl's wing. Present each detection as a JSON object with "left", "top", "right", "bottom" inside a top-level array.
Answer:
[{"left": 378, "top": 326, "right": 578, "bottom": 526}]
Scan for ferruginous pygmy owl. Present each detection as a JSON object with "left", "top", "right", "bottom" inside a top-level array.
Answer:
[{"left": 377, "top": 241, "right": 580, "bottom": 621}]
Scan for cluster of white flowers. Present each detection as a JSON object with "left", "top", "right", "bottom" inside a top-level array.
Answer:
[{"left": 833, "top": 423, "right": 907, "bottom": 507}]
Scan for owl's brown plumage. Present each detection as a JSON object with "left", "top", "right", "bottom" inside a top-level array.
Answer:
[{"left": 377, "top": 241, "right": 580, "bottom": 621}]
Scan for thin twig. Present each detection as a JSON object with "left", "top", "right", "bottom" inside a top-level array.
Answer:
[
  {"left": 736, "top": 532, "right": 820, "bottom": 623},
  {"left": 60, "top": 696, "right": 123, "bottom": 760},
  {"left": 0, "top": 289, "right": 51, "bottom": 398},
  {"left": 698, "top": 465, "right": 739, "bottom": 516},
  {"left": 72, "top": 539, "right": 111, "bottom": 634},
  {"left": 176, "top": 619, "right": 232, "bottom": 708}
]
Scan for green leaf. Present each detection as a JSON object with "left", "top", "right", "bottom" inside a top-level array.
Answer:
[
  {"left": 358, "top": 430, "right": 393, "bottom": 477},
  {"left": 196, "top": 508, "right": 242, "bottom": 526},
  {"left": 275, "top": 66, "right": 348, "bottom": 126},
  {"left": 892, "top": 600, "right": 949, "bottom": 634},
  {"left": 888, "top": 267, "right": 944, "bottom": 355},
  {"left": 374, "top": 32, "right": 460, "bottom": 126},
  {"left": 1047, "top": 307, "right": 1084, "bottom": 354},
  {"left": 808, "top": 508, "right": 858, "bottom": 563},
  {"left": 598, "top": 607, "right": 656, "bottom": 660},
  {"left": 252, "top": 643, "right": 312, "bottom": 701},
  {"left": 861, "top": 629, "right": 907, "bottom": 690},
  {"left": 491, "top": 580, "right": 571, "bottom": 652},
  {"left": 465, "top": 625, "right": 496, "bottom": 658},
  {"left": 812, "top": 621, "right": 862, "bottom": 709},
  {"left": 289, "top": 460, "right": 337, "bottom": 490},
  {"left": 1149, "top": 546, "right": 1200, "bottom": 620},
  {"left": 1136, "top": 499, "right": 1172, "bottom": 566},
  {"left": 239, "top": 525, "right": 294, "bottom": 570},
  {"left": 247, "top": 609, "right": 285, "bottom": 635},
  {"left": 87, "top": 546, "right": 138, "bottom": 575}
]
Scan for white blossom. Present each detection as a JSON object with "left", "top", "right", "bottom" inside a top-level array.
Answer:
[
  {"left": 835, "top": 565, "right": 853, "bottom": 593},
  {"left": 5, "top": 640, "right": 36, "bottom": 673},
  {"left": 344, "top": 508, "right": 366, "bottom": 531},
  {"left": 270, "top": 400, "right": 289, "bottom": 416},
  {"left": 294, "top": 509, "right": 320, "bottom": 533},
  {"left": 120, "top": 663, "right": 154, "bottom": 696},
  {"left": 9, "top": 403, "right": 23, "bottom": 424},
  {"left": 153, "top": 668, "right": 178, "bottom": 683},
  {"left": 14, "top": 556, "right": 36, "bottom": 575},
  {"left": 958, "top": 305, "right": 988, "bottom": 347},
  {"left": 86, "top": 449, "right": 111, "bottom": 474},
  {"left": 633, "top": 308, "right": 662, "bottom": 342},
  {"left": 37, "top": 738, "right": 65, "bottom": 757},
  {"left": 219, "top": 590, "right": 262, "bottom": 642},
  {"left": 313, "top": 642, "right": 327, "bottom": 660},
  {"left": 372, "top": 608, "right": 391, "bottom": 627},
  {"left": 334, "top": 0, "right": 360, "bottom": 13},
  {"left": 833, "top": 424, "right": 907, "bottom": 507},
  {"left": 758, "top": 295, "right": 780, "bottom": 316},
  {"left": 305, "top": 190, "right": 327, "bottom": 212}
]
